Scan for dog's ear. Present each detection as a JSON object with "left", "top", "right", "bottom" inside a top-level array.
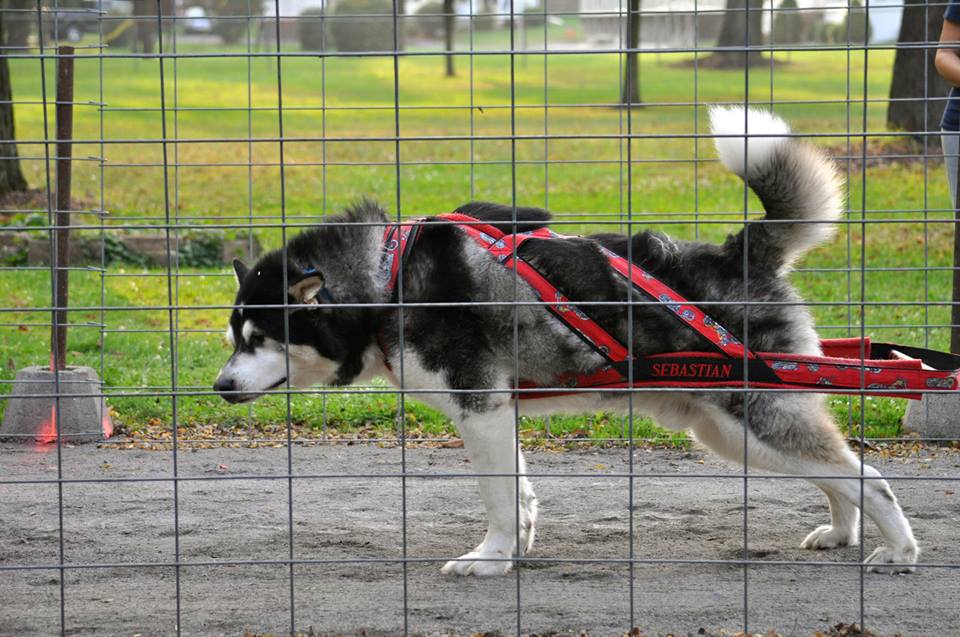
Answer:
[
  {"left": 232, "top": 258, "right": 249, "bottom": 286},
  {"left": 288, "top": 272, "right": 330, "bottom": 308}
]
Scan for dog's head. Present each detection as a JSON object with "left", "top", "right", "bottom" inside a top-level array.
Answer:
[{"left": 213, "top": 253, "right": 373, "bottom": 404}]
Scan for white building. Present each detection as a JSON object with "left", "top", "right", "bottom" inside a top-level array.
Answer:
[
  {"left": 262, "top": 0, "right": 540, "bottom": 17},
  {"left": 579, "top": 0, "right": 904, "bottom": 45}
]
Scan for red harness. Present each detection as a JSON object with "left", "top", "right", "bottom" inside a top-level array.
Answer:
[{"left": 380, "top": 214, "right": 960, "bottom": 400}]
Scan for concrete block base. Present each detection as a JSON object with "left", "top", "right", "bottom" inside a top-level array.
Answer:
[
  {"left": 1, "top": 366, "right": 111, "bottom": 444},
  {"left": 903, "top": 393, "right": 960, "bottom": 441}
]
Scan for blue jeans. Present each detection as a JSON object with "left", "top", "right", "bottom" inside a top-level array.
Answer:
[
  {"left": 943, "top": 128, "right": 959, "bottom": 209},
  {"left": 942, "top": 129, "right": 960, "bottom": 353}
]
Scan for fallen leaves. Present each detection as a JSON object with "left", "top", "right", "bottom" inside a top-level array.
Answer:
[
  {"left": 98, "top": 420, "right": 472, "bottom": 452},
  {"left": 237, "top": 624, "right": 898, "bottom": 637},
  {"left": 815, "top": 622, "right": 893, "bottom": 637},
  {"left": 95, "top": 417, "right": 960, "bottom": 460}
]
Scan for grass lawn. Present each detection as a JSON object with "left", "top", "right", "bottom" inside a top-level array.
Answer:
[{"left": 2, "top": 39, "right": 955, "bottom": 443}]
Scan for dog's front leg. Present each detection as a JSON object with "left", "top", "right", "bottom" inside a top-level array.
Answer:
[{"left": 441, "top": 405, "right": 537, "bottom": 577}]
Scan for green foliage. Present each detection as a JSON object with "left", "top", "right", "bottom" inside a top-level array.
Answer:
[
  {"left": 0, "top": 235, "right": 27, "bottom": 266},
  {"left": 522, "top": 4, "right": 546, "bottom": 28},
  {"left": 102, "top": 234, "right": 150, "bottom": 267},
  {"left": 177, "top": 231, "right": 224, "bottom": 268},
  {"left": 472, "top": 7, "right": 499, "bottom": 31},
  {"left": 807, "top": 1, "right": 872, "bottom": 44},
  {"left": 771, "top": 0, "right": 803, "bottom": 46},
  {"left": 96, "top": 233, "right": 229, "bottom": 268},
  {"left": 207, "top": 0, "right": 262, "bottom": 45},
  {"left": 329, "top": 0, "right": 396, "bottom": 53},
  {"left": 297, "top": 6, "right": 329, "bottom": 52},
  {"left": 806, "top": 20, "right": 833, "bottom": 43},
  {"left": 414, "top": 1, "right": 445, "bottom": 39},
  {"left": 839, "top": 0, "right": 872, "bottom": 44},
  {"left": 1, "top": 215, "right": 43, "bottom": 267},
  {"left": 4, "top": 212, "right": 45, "bottom": 228}
]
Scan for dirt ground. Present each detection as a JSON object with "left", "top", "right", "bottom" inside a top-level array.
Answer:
[{"left": 2, "top": 442, "right": 959, "bottom": 637}]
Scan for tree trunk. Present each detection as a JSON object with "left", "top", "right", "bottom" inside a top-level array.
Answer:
[
  {"left": 0, "top": 8, "right": 29, "bottom": 198},
  {"left": 703, "top": 0, "right": 765, "bottom": 68},
  {"left": 397, "top": 0, "right": 405, "bottom": 51},
  {"left": 132, "top": 0, "right": 173, "bottom": 54},
  {"left": 443, "top": 0, "right": 455, "bottom": 77},
  {"left": 621, "top": 0, "right": 641, "bottom": 104},
  {"left": 133, "top": 0, "right": 156, "bottom": 54},
  {"left": 3, "top": 0, "right": 33, "bottom": 48},
  {"left": 887, "top": 0, "right": 948, "bottom": 137}
]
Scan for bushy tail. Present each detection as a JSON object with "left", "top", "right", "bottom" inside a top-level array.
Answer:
[{"left": 709, "top": 106, "right": 844, "bottom": 273}]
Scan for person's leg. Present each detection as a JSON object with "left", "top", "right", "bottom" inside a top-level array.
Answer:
[
  {"left": 944, "top": 130, "right": 960, "bottom": 353},
  {"left": 943, "top": 130, "right": 959, "bottom": 209}
]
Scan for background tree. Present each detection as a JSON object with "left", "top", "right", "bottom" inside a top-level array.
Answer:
[
  {"left": 443, "top": 0, "right": 455, "bottom": 76},
  {"left": 771, "top": 0, "right": 803, "bottom": 59},
  {"left": 1, "top": 7, "right": 29, "bottom": 198},
  {"left": 132, "top": 0, "right": 174, "bottom": 54},
  {"left": 132, "top": 0, "right": 156, "bottom": 53},
  {"left": 397, "top": 0, "right": 406, "bottom": 51},
  {"left": 622, "top": 0, "right": 641, "bottom": 104},
  {"left": 2, "top": 0, "right": 32, "bottom": 48},
  {"left": 329, "top": 0, "right": 394, "bottom": 53},
  {"left": 703, "top": 0, "right": 764, "bottom": 68},
  {"left": 887, "top": 0, "right": 948, "bottom": 137},
  {"left": 209, "top": 0, "right": 263, "bottom": 45},
  {"left": 838, "top": 0, "right": 871, "bottom": 44}
]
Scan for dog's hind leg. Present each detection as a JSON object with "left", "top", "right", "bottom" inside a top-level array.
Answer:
[
  {"left": 441, "top": 404, "right": 537, "bottom": 576},
  {"left": 799, "top": 483, "right": 859, "bottom": 549},
  {"left": 805, "top": 451, "right": 919, "bottom": 573},
  {"left": 690, "top": 396, "right": 918, "bottom": 573}
]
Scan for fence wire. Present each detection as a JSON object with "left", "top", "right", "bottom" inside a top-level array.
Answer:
[{"left": 1, "top": 0, "right": 959, "bottom": 636}]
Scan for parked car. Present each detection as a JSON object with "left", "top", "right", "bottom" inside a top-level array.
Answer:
[{"left": 183, "top": 5, "right": 213, "bottom": 34}]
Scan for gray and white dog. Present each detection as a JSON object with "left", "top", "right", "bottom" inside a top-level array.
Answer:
[{"left": 215, "top": 107, "right": 918, "bottom": 576}]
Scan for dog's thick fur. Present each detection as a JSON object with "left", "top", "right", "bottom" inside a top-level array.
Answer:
[{"left": 215, "top": 108, "right": 918, "bottom": 575}]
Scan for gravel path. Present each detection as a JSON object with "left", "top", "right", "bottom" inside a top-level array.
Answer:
[{"left": 2, "top": 442, "right": 959, "bottom": 636}]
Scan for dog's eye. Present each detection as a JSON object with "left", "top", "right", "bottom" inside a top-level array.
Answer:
[{"left": 249, "top": 333, "right": 265, "bottom": 347}]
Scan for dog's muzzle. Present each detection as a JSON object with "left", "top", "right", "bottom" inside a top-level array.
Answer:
[
  {"left": 214, "top": 374, "right": 287, "bottom": 404},
  {"left": 213, "top": 375, "right": 244, "bottom": 403}
]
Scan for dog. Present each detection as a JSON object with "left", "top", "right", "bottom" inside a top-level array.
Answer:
[{"left": 214, "top": 107, "right": 918, "bottom": 576}]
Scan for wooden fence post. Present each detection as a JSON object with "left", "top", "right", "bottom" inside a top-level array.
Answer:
[{"left": 53, "top": 45, "right": 74, "bottom": 371}]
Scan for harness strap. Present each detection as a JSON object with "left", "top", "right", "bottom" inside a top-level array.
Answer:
[
  {"left": 441, "top": 214, "right": 631, "bottom": 372},
  {"left": 377, "top": 214, "right": 959, "bottom": 399},
  {"left": 377, "top": 218, "right": 425, "bottom": 372},
  {"left": 381, "top": 218, "right": 424, "bottom": 301},
  {"left": 439, "top": 213, "right": 766, "bottom": 376},
  {"left": 599, "top": 246, "right": 751, "bottom": 360},
  {"left": 379, "top": 213, "right": 772, "bottom": 386}
]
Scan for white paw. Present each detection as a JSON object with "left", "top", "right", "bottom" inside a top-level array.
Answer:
[
  {"left": 521, "top": 486, "right": 539, "bottom": 555},
  {"left": 801, "top": 525, "right": 858, "bottom": 550},
  {"left": 441, "top": 549, "right": 513, "bottom": 576},
  {"left": 864, "top": 544, "right": 918, "bottom": 574},
  {"left": 519, "top": 503, "right": 537, "bottom": 556},
  {"left": 520, "top": 518, "right": 536, "bottom": 556}
]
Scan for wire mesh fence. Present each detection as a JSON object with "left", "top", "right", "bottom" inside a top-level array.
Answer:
[{"left": 1, "top": 0, "right": 959, "bottom": 635}]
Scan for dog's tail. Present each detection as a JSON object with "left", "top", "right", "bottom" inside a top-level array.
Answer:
[{"left": 709, "top": 106, "right": 843, "bottom": 273}]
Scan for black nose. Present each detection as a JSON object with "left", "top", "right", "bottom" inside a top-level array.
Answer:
[{"left": 214, "top": 376, "right": 235, "bottom": 394}]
